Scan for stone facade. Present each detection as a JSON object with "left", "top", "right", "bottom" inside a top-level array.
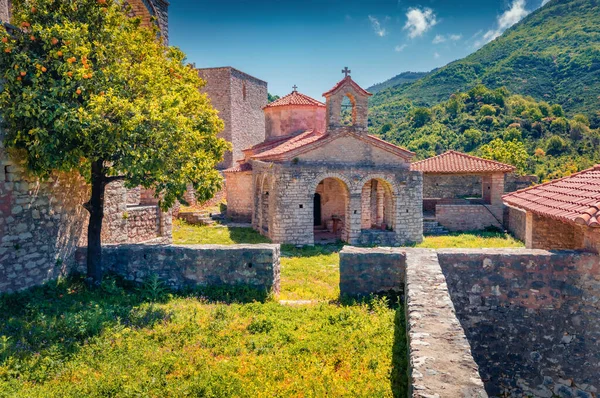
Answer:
[
  {"left": 224, "top": 171, "right": 252, "bottom": 221},
  {"left": 423, "top": 174, "right": 481, "bottom": 199},
  {"left": 436, "top": 204, "right": 502, "bottom": 231},
  {"left": 504, "top": 173, "right": 538, "bottom": 193},
  {"left": 438, "top": 249, "right": 600, "bottom": 397},
  {"left": 506, "top": 205, "right": 526, "bottom": 241},
  {"left": 339, "top": 246, "right": 405, "bottom": 296},
  {"left": 75, "top": 244, "right": 281, "bottom": 293},
  {"left": 197, "top": 67, "right": 267, "bottom": 169}
]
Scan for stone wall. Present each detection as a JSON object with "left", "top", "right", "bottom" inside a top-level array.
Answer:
[
  {"left": 423, "top": 174, "right": 482, "bottom": 199},
  {"left": 252, "top": 161, "right": 423, "bottom": 246},
  {"left": 339, "top": 246, "right": 405, "bottom": 296},
  {"left": 506, "top": 205, "right": 526, "bottom": 241},
  {"left": 438, "top": 249, "right": 600, "bottom": 397},
  {"left": 436, "top": 204, "right": 502, "bottom": 231},
  {"left": 75, "top": 244, "right": 281, "bottom": 293},
  {"left": 197, "top": 67, "right": 267, "bottom": 170},
  {"left": 225, "top": 171, "right": 252, "bottom": 221},
  {"left": 0, "top": 0, "right": 10, "bottom": 22},
  {"left": 505, "top": 173, "right": 538, "bottom": 193}
]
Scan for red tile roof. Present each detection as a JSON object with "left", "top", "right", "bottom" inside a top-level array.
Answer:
[
  {"left": 322, "top": 76, "right": 372, "bottom": 97},
  {"left": 251, "top": 130, "right": 328, "bottom": 160},
  {"left": 503, "top": 165, "right": 600, "bottom": 228},
  {"left": 410, "top": 151, "right": 516, "bottom": 174},
  {"left": 264, "top": 91, "right": 325, "bottom": 109},
  {"left": 223, "top": 162, "right": 252, "bottom": 173}
]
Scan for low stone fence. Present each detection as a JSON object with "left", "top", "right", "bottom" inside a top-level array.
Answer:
[
  {"left": 438, "top": 249, "right": 600, "bottom": 397},
  {"left": 339, "top": 246, "right": 405, "bottom": 296},
  {"left": 76, "top": 244, "right": 281, "bottom": 293}
]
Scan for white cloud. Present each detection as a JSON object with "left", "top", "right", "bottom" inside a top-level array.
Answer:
[
  {"left": 432, "top": 34, "right": 446, "bottom": 44},
  {"left": 395, "top": 44, "right": 408, "bottom": 52},
  {"left": 368, "top": 15, "right": 387, "bottom": 37},
  {"left": 403, "top": 7, "right": 437, "bottom": 39},
  {"left": 434, "top": 52, "right": 440, "bottom": 59},
  {"left": 476, "top": 0, "right": 529, "bottom": 47},
  {"left": 433, "top": 33, "right": 462, "bottom": 44}
]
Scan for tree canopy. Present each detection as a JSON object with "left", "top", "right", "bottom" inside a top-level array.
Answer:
[{"left": 0, "top": 0, "right": 229, "bottom": 283}]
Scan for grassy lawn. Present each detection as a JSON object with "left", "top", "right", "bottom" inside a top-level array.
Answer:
[
  {"left": 0, "top": 278, "right": 407, "bottom": 397},
  {"left": 416, "top": 231, "right": 524, "bottom": 249},
  {"left": 173, "top": 219, "right": 270, "bottom": 245}
]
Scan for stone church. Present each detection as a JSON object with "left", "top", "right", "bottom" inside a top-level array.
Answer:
[{"left": 224, "top": 72, "right": 423, "bottom": 246}]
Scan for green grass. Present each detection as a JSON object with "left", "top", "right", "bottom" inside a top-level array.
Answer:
[
  {"left": 416, "top": 231, "right": 524, "bottom": 249},
  {"left": 0, "top": 277, "right": 407, "bottom": 397},
  {"left": 173, "top": 220, "right": 270, "bottom": 245}
]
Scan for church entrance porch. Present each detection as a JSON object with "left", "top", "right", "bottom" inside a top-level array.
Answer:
[{"left": 314, "top": 178, "right": 349, "bottom": 243}]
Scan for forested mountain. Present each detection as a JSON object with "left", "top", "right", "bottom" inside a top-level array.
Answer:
[
  {"left": 367, "top": 72, "right": 428, "bottom": 94},
  {"left": 370, "top": 0, "right": 600, "bottom": 128},
  {"left": 375, "top": 84, "right": 600, "bottom": 181}
]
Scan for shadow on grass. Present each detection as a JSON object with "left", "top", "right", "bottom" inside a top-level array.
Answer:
[
  {"left": 280, "top": 243, "right": 345, "bottom": 258},
  {"left": 0, "top": 274, "right": 270, "bottom": 366},
  {"left": 227, "top": 227, "right": 271, "bottom": 244}
]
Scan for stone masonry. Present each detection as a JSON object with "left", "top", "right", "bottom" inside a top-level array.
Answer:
[
  {"left": 75, "top": 243, "right": 281, "bottom": 293},
  {"left": 197, "top": 67, "right": 268, "bottom": 169},
  {"left": 339, "top": 246, "right": 405, "bottom": 296}
]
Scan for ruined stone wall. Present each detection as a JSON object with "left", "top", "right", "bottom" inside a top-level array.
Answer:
[
  {"left": 505, "top": 173, "right": 538, "bottom": 193},
  {"left": 75, "top": 243, "right": 281, "bottom": 293},
  {"left": 252, "top": 161, "right": 422, "bottom": 246},
  {"left": 225, "top": 171, "right": 253, "bottom": 221},
  {"left": 198, "top": 67, "right": 267, "bottom": 170},
  {"left": 438, "top": 249, "right": 600, "bottom": 397},
  {"left": 339, "top": 246, "right": 405, "bottom": 297},
  {"left": 422, "top": 174, "right": 481, "bottom": 199},
  {"left": 436, "top": 204, "right": 502, "bottom": 231}
]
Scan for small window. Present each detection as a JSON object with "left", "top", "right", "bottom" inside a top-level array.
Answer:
[
  {"left": 299, "top": 204, "right": 304, "bottom": 209},
  {"left": 242, "top": 81, "right": 247, "bottom": 101}
]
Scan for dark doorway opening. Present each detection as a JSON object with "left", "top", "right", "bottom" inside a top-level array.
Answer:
[{"left": 314, "top": 193, "right": 322, "bottom": 226}]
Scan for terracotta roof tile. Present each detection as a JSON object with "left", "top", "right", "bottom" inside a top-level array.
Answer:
[
  {"left": 251, "top": 130, "right": 328, "bottom": 160},
  {"left": 410, "top": 151, "right": 516, "bottom": 174},
  {"left": 223, "top": 162, "right": 252, "bottom": 173},
  {"left": 264, "top": 91, "right": 325, "bottom": 109},
  {"left": 503, "top": 165, "right": 600, "bottom": 228}
]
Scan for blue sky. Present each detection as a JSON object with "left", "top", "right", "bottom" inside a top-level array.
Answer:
[{"left": 169, "top": 0, "right": 550, "bottom": 99}]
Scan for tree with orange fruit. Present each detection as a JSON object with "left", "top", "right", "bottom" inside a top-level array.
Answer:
[{"left": 0, "top": 0, "right": 228, "bottom": 285}]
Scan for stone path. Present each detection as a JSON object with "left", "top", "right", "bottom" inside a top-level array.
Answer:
[{"left": 405, "top": 249, "right": 487, "bottom": 398}]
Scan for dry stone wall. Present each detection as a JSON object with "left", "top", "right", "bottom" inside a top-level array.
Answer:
[
  {"left": 438, "top": 249, "right": 600, "bottom": 397},
  {"left": 339, "top": 246, "right": 405, "bottom": 296},
  {"left": 75, "top": 243, "right": 281, "bottom": 293},
  {"left": 423, "top": 174, "right": 482, "bottom": 199}
]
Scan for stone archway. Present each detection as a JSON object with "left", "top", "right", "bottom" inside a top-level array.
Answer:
[
  {"left": 313, "top": 177, "right": 350, "bottom": 243},
  {"left": 361, "top": 178, "right": 396, "bottom": 231}
]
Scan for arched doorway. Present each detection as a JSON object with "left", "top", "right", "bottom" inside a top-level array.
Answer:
[
  {"left": 361, "top": 178, "right": 395, "bottom": 231},
  {"left": 314, "top": 178, "right": 350, "bottom": 243}
]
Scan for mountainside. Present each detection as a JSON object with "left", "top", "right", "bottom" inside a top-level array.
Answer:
[
  {"left": 367, "top": 72, "right": 428, "bottom": 94},
  {"left": 370, "top": 0, "right": 600, "bottom": 127}
]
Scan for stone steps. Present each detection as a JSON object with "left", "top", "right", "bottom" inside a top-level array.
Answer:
[
  {"left": 177, "top": 211, "right": 215, "bottom": 226},
  {"left": 423, "top": 220, "right": 449, "bottom": 235}
]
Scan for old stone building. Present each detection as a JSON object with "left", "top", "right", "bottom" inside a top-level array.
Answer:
[
  {"left": 504, "top": 165, "right": 600, "bottom": 252},
  {"left": 197, "top": 67, "right": 268, "bottom": 170},
  {"left": 0, "top": 0, "right": 171, "bottom": 293},
  {"left": 224, "top": 73, "right": 423, "bottom": 246}
]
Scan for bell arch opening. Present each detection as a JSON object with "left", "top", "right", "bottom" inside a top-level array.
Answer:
[{"left": 340, "top": 93, "right": 357, "bottom": 126}]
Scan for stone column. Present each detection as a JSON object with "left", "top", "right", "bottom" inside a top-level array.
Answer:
[{"left": 347, "top": 194, "right": 362, "bottom": 245}]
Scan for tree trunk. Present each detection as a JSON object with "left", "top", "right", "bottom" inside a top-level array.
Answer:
[{"left": 86, "top": 160, "right": 106, "bottom": 286}]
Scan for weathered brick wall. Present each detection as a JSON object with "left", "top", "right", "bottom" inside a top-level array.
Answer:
[
  {"left": 126, "top": 206, "right": 160, "bottom": 243},
  {"left": 506, "top": 205, "right": 526, "bottom": 241},
  {"left": 265, "top": 106, "right": 326, "bottom": 139},
  {"left": 438, "top": 249, "right": 600, "bottom": 397},
  {"left": 225, "top": 171, "right": 252, "bottom": 221},
  {"left": 198, "top": 67, "right": 267, "bottom": 170},
  {"left": 436, "top": 204, "right": 502, "bottom": 231},
  {"left": 339, "top": 246, "right": 405, "bottom": 296},
  {"left": 252, "top": 161, "right": 422, "bottom": 246},
  {"left": 423, "top": 174, "right": 481, "bottom": 199},
  {"left": 527, "top": 212, "right": 583, "bottom": 250},
  {"left": 75, "top": 244, "right": 281, "bottom": 293}
]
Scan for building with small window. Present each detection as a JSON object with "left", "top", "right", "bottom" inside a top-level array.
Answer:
[{"left": 224, "top": 73, "right": 423, "bottom": 246}]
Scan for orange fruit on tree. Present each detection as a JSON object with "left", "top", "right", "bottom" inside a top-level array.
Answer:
[
  {"left": 4, "top": 47, "right": 11, "bottom": 53},
  {"left": 16, "top": 76, "right": 21, "bottom": 81},
  {"left": 30, "top": 35, "right": 36, "bottom": 41},
  {"left": 57, "top": 51, "right": 63, "bottom": 57},
  {"left": 41, "top": 67, "right": 47, "bottom": 72},
  {"left": 76, "top": 89, "right": 82, "bottom": 95},
  {"left": 51, "top": 38, "right": 59, "bottom": 45},
  {"left": 21, "top": 22, "right": 30, "bottom": 28},
  {"left": 20, "top": 71, "right": 26, "bottom": 76}
]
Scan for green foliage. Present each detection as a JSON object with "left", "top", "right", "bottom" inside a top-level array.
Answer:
[
  {"left": 479, "top": 138, "right": 529, "bottom": 174},
  {"left": 371, "top": 83, "right": 600, "bottom": 180},
  {"left": 267, "top": 93, "right": 280, "bottom": 103},
  {"left": 370, "top": 0, "right": 600, "bottom": 122},
  {"left": 0, "top": 277, "right": 406, "bottom": 397},
  {"left": 0, "top": 0, "right": 228, "bottom": 209}
]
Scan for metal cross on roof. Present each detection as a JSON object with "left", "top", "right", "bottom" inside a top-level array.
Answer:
[
  {"left": 292, "top": 85, "right": 298, "bottom": 92},
  {"left": 342, "top": 67, "right": 351, "bottom": 77}
]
